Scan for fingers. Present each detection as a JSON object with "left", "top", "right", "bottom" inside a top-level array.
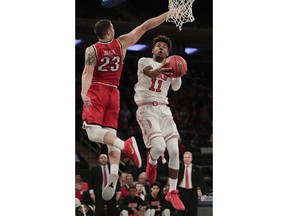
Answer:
[
  {"left": 161, "top": 68, "right": 174, "bottom": 77},
  {"left": 82, "top": 95, "right": 91, "bottom": 108},
  {"left": 84, "top": 101, "right": 91, "bottom": 109},
  {"left": 162, "top": 71, "right": 173, "bottom": 77},
  {"left": 161, "top": 62, "right": 170, "bottom": 68},
  {"left": 162, "top": 67, "right": 174, "bottom": 72}
]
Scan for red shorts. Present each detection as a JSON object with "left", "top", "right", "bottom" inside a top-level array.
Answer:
[{"left": 82, "top": 83, "right": 120, "bottom": 129}]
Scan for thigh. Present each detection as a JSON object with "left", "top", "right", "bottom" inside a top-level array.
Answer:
[
  {"left": 103, "top": 88, "right": 120, "bottom": 129},
  {"left": 83, "top": 85, "right": 107, "bottom": 126},
  {"left": 136, "top": 106, "right": 162, "bottom": 149},
  {"left": 159, "top": 107, "right": 179, "bottom": 142}
]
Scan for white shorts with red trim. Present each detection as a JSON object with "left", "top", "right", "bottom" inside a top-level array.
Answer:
[{"left": 136, "top": 104, "right": 179, "bottom": 149}]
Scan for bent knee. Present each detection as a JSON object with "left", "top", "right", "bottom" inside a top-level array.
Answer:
[{"left": 86, "top": 127, "right": 106, "bottom": 143}]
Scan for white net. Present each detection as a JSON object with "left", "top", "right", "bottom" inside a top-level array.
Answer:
[{"left": 166, "top": 0, "right": 195, "bottom": 31}]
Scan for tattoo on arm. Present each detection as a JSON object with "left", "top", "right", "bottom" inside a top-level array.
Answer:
[{"left": 85, "top": 46, "right": 96, "bottom": 66}]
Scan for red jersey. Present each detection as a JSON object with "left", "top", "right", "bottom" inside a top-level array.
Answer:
[{"left": 93, "top": 39, "right": 124, "bottom": 86}]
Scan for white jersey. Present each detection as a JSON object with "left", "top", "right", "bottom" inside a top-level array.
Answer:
[
  {"left": 134, "top": 57, "right": 182, "bottom": 148},
  {"left": 134, "top": 57, "right": 173, "bottom": 105}
]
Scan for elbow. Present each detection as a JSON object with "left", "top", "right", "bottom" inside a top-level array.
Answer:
[
  {"left": 171, "top": 78, "right": 182, "bottom": 91},
  {"left": 172, "top": 86, "right": 180, "bottom": 91}
]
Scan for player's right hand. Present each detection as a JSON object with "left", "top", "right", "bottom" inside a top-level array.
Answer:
[
  {"left": 81, "top": 93, "right": 91, "bottom": 108},
  {"left": 160, "top": 62, "right": 173, "bottom": 77}
]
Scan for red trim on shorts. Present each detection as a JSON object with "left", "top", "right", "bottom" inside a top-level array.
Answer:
[{"left": 83, "top": 120, "right": 117, "bottom": 131}]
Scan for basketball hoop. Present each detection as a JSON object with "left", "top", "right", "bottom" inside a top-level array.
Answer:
[{"left": 167, "top": 0, "right": 195, "bottom": 31}]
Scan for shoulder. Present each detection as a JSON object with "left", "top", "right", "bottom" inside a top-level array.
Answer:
[
  {"left": 85, "top": 45, "right": 95, "bottom": 53},
  {"left": 138, "top": 57, "right": 151, "bottom": 63},
  {"left": 138, "top": 58, "right": 153, "bottom": 70},
  {"left": 85, "top": 45, "right": 97, "bottom": 59},
  {"left": 114, "top": 39, "right": 122, "bottom": 48}
]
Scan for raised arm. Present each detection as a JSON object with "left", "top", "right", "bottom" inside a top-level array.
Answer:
[{"left": 118, "top": 12, "right": 169, "bottom": 51}]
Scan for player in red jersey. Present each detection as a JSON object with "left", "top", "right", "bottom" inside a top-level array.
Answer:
[{"left": 81, "top": 12, "right": 169, "bottom": 201}]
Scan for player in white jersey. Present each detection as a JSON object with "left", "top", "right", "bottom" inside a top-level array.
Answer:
[{"left": 134, "top": 35, "right": 185, "bottom": 211}]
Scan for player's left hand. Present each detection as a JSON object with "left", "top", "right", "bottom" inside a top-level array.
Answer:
[
  {"left": 160, "top": 62, "right": 173, "bottom": 77},
  {"left": 81, "top": 93, "right": 91, "bottom": 108}
]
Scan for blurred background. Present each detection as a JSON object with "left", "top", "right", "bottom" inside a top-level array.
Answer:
[{"left": 75, "top": 0, "right": 212, "bottom": 195}]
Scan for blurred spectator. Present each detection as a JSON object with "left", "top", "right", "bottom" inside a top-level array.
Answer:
[
  {"left": 162, "top": 184, "right": 169, "bottom": 196},
  {"left": 135, "top": 183, "right": 145, "bottom": 200},
  {"left": 145, "top": 182, "right": 170, "bottom": 216},
  {"left": 82, "top": 154, "right": 120, "bottom": 216},
  {"left": 75, "top": 174, "right": 89, "bottom": 202},
  {"left": 137, "top": 172, "right": 150, "bottom": 195},
  {"left": 120, "top": 173, "right": 134, "bottom": 198},
  {"left": 119, "top": 185, "right": 147, "bottom": 216},
  {"left": 120, "top": 172, "right": 128, "bottom": 187}
]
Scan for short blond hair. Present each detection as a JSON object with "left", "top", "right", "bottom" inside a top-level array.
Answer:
[{"left": 183, "top": 151, "right": 192, "bottom": 157}]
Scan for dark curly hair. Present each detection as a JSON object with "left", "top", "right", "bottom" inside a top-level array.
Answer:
[
  {"left": 152, "top": 35, "right": 172, "bottom": 51},
  {"left": 150, "top": 181, "right": 162, "bottom": 189}
]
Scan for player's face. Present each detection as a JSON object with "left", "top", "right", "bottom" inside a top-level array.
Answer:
[
  {"left": 136, "top": 184, "right": 143, "bottom": 192},
  {"left": 121, "top": 173, "right": 127, "bottom": 181},
  {"left": 152, "top": 41, "right": 169, "bottom": 59},
  {"left": 183, "top": 153, "right": 192, "bottom": 164},
  {"left": 99, "top": 154, "right": 108, "bottom": 165},
  {"left": 138, "top": 176, "right": 145, "bottom": 183},
  {"left": 126, "top": 175, "right": 134, "bottom": 184},
  {"left": 129, "top": 188, "right": 137, "bottom": 197},
  {"left": 151, "top": 186, "right": 160, "bottom": 195}
]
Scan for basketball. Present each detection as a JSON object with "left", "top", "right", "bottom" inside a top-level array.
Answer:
[{"left": 165, "top": 55, "right": 188, "bottom": 78}]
